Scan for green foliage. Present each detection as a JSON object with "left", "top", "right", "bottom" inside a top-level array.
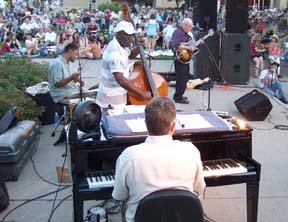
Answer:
[
  {"left": 97, "top": 2, "right": 122, "bottom": 13},
  {"left": 0, "top": 57, "right": 48, "bottom": 121}
]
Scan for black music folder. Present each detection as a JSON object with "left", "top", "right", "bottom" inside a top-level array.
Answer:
[{"left": 102, "top": 111, "right": 232, "bottom": 139}]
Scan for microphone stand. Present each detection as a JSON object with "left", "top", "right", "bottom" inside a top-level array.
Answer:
[
  {"left": 77, "top": 48, "right": 84, "bottom": 102},
  {"left": 197, "top": 31, "right": 221, "bottom": 111}
]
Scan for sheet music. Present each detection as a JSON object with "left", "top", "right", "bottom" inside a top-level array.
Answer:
[
  {"left": 126, "top": 114, "right": 213, "bottom": 133},
  {"left": 124, "top": 105, "right": 146, "bottom": 114},
  {"left": 176, "top": 114, "right": 213, "bottom": 130},
  {"left": 125, "top": 118, "right": 147, "bottom": 133}
]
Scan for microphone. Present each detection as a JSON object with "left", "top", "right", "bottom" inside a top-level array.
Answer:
[
  {"left": 193, "top": 23, "right": 203, "bottom": 31},
  {"left": 193, "top": 26, "right": 204, "bottom": 31}
]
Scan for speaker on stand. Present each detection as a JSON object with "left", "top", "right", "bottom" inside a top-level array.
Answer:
[
  {"left": 226, "top": 0, "right": 249, "bottom": 34},
  {"left": 192, "top": 0, "right": 217, "bottom": 31},
  {"left": 221, "top": 33, "right": 250, "bottom": 85}
]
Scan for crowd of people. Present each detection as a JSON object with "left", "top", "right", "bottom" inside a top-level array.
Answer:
[
  {"left": 0, "top": 1, "right": 287, "bottom": 103},
  {"left": 248, "top": 8, "right": 288, "bottom": 103},
  {"left": 0, "top": 0, "right": 198, "bottom": 58}
]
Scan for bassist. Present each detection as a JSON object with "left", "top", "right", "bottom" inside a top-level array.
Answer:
[
  {"left": 172, "top": 18, "right": 203, "bottom": 104},
  {"left": 96, "top": 21, "right": 152, "bottom": 110}
]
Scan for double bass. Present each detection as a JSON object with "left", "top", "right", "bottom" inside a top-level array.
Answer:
[{"left": 122, "top": 4, "right": 168, "bottom": 105}]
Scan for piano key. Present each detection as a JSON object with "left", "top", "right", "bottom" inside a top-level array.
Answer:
[{"left": 203, "top": 158, "right": 247, "bottom": 177}]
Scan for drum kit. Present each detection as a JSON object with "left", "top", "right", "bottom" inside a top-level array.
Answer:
[
  {"left": 51, "top": 88, "right": 98, "bottom": 144},
  {"left": 61, "top": 88, "right": 98, "bottom": 122}
]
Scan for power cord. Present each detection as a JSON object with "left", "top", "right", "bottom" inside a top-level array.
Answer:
[
  {"left": 204, "top": 212, "right": 217, "bottom": 222},
  {"left": 30, "top": 136, "right": 71, "bottom": 187},
  {"left": 30, "top": 156, "right": 71, "bottom": 187},
  {"left": 0, "top": 186, "right": 70, "bottom": 222},
  {"left": 47, "top": 124, "right": 70, "bottom": 222},
  {"left": 49, "top": 193, "right": 72, "bottom": 217},
  {"left": 274, "top": 125, "right": 288, "bottom": 130}
]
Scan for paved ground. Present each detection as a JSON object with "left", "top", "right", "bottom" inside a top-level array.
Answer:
[{"left": 1, "top": 57, "right": 288, "bottom": 222}]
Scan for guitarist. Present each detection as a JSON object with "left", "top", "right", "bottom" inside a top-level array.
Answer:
[
  {"left": 96, "top": 21, "right": 152, "bottom": 110},
  {"left": 172, "top": 18, "right": 203, "bottom": 104}
]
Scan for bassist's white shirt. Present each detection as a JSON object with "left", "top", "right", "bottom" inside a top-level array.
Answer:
[{"left": 96, "top": 37, "right": 131, "bottom": 109}]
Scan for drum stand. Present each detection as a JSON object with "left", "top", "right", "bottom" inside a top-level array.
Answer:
[{"left": 51, "top": 104, "right": 70, "bottom": 146}]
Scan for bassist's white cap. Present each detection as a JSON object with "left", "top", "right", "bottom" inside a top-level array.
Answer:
[{"left": 115, "top": 21, "right": 136, "bottom": 35}]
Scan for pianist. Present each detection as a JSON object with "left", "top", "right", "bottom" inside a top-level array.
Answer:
[
  {"left": 48, "top": 43, "right": 85, "bottom": 104},
  {"left": 112, "top": 97, "right": 206, "bottom": 222}
]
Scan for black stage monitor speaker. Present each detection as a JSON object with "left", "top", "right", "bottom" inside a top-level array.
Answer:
[
  {"left": 226, "top": 0, "right": 249, "bottom": 33},
  {"left": 234, "top": 90, "right": 273, "bottom": 121},
  {"left": 193, "top": 0, "right": 217, "bottom": 31},
  {"left": 221, "top": 33, "right": 250, "bottom": 85},
  {"left": 194, "top": 31, "right": 220, "bottom": 81}
]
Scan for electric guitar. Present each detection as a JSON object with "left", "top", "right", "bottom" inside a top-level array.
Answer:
[{"left": 176, "top": 29, "right": 214, "bottom": 64}]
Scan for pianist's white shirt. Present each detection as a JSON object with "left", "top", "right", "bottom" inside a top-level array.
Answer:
[{"left": 112, "top": 135, "right": 206, "bottom": 222}]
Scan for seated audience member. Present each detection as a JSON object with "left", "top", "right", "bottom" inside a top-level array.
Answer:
[
  {"left": 80, "top": 36, "right": 101, "bottom": 59},
  {"left": 162, "top": 21, "right": 177, "bottom": 50},
  {"left": 44, "top": 26, "right": 57, "bottom": 46},
  {"left": 72, "top": 31, "right": 88, "bottom": 48},
  {"left": 97, "top": 32, "right": 108, "bottom": 53},
  {"left": 87, "top": 19, "right": 98, "bottom": 35},
  {"left": 112, "top": 97, "right": 206, "bottom": 222},
  {"left": 10, "top": 33, "right": 22, "bottom": 52},
  {"left": 20, "top": 17, "right": 34, "bottom": 34},
  {"left": 0, "top": 38, "right": 17, "bottom": 56},
  {"left": 250, "top": 34, "right": 265, "bottom": 78},
  {"left": 74, "top": 17, "right": 85, "bottom": 34},
  {"left": 25, "top": 32, "right": 38, "bottom": 56},
  {"left": 259, "top": 61, "right": 288, "bottom": 104},
  {"left": 35, "top": 27, "right": 45, "bottom": 47},
  {"left": 48, "top": 43, "right": 85, "bottom": 103},
  {"left": 65, "top": 22, "right": 74, "bottom": 35},
  {"left": 279, "top": 34, "right": 288, "bottom": 63},
  {"left": 56, "top": 31, "right": 69, "bottom": 56},
  {"left": 2, "top": 21, "right": 14, "bottom": 40},
  {"left": 41, "top": 14, "right": 51, "bottom": 30},
  {"left": 32, "top": 18, "right": 43, "bottom": 33},
  {"left": 268, "top": 34, "right": 281, "bottom": 77}
]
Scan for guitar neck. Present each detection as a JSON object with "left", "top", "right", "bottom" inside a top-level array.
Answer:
[{"left": 195, "top": 34, "right": 211, "bottom": 47}]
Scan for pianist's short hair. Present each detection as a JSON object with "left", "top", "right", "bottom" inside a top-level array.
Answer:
[
  {"left": 145, "top": 97, "right": 176, "bottom": 135},
  {"left": 64, "top": 43, "right": 79, "bottom": 54}
]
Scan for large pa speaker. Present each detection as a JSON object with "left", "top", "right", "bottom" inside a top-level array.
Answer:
[
  {"left": 194, "top": 31, "right": 220, "bottom": 81},
  {"left": 226, "top": 0, "right": 249, "bottom": 33},
  {"left": 234, "top": 90, "right": 273, "bottom": 121},
  {"left": 221, "top": 33, "right": 250, "bottom": 85},
  {"left": 192, "top": 0, "right": 217, "bottom": 31}
]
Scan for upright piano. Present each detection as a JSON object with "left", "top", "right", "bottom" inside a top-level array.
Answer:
[{"left": 69, "top": 111, "right": 261, "bottom": 222}]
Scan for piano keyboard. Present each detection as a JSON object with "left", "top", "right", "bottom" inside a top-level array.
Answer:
[
  {"left": 202, "top": 159, "right": 247, "bottom": 177},
  {"left": 85, "top": 170, "right": 115, "bottom": 189},
  {"left": 85, "top": 159, "right": 247, "bottom": 189}
]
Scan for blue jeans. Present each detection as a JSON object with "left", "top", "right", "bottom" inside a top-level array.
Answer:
[
  {"left": 263, "top": 81, "right": 285, "bottom": 99},
  {"left": 284, "top": 52, "right": 288, "bottom": 63}
]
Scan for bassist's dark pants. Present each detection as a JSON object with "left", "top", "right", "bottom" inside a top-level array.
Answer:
[{"left": 173, "top": 60, "right": 190, "bottom": 101}]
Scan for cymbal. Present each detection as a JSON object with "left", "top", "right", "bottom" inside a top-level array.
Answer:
[{"left": 65, "top": 89, "right": 98, "bottom": 100}]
